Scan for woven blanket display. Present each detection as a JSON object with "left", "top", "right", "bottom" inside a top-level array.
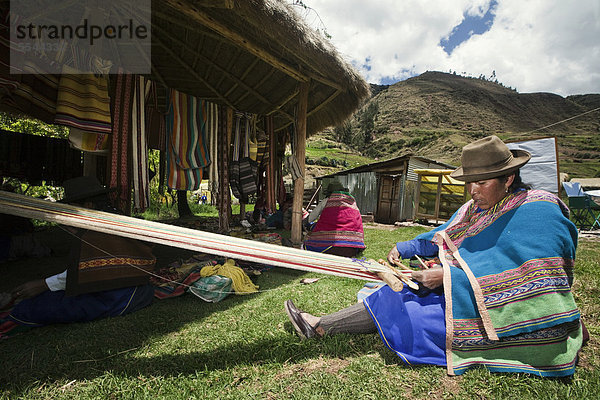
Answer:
[
  {"left": 217, "top": 107, "right": 232, "bottom": 231},
  {"left": 229, "top": 112, "right": 259, "bottom": 203},
  {"left": 68, "top": 127, "right": 109, "bottom": 154},
  {"left": 166, "top": 88, "right": 212, "bottom": 191},
  {"left": 109, "top": 71, "right": 134, "bottom": 213},
  {"left": 131, "top": 76, "right": 150, "bottom": 212},
  {"left": 66, "top": 231, "right": 155, "bottom": 296},
  {"left": 54, "top": 66, "right": 112, "bottom": 134},
  {"left": 229, "top": 113, "right": 242, "bottom": 199},
  {"left": 207, "top": 102, "right": 220, "bottom": 200}
]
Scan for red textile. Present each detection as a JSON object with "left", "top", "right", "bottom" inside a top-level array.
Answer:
[{"left": 305, "top": 192, "right": 365, "bottom": 250}]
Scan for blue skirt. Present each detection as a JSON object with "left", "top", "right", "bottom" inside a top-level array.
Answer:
[
  {"left": 9, "top": 285, "right": 154, "bottom": 327},
  {"left": 363, "top": 285, "right": 446, "bottom": 366}
]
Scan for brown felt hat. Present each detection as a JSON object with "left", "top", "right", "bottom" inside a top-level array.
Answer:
[{"left": 450, "top": 135, "right": 531, "bottom": 182}]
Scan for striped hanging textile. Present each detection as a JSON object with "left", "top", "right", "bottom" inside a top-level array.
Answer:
[
  {"left": 207, "top": 102, "right": 220, "bottom": 201},
  {"left": 265, "top": 115, "right": 277, "bottom": 213},
  {"left": 54, "top": 65, "right": 112, "bottom": 134},
  {"left": 131, "top": 76, "right": 150, "bottom": 212},
  {"left": 238, "top": 114, "right": 258, "bottom": 201},
  {"left": 0, "top": 190, "right": 389, "bottom": 281},
  {"left": 166, "top": 89, "right": 211, "bottom": 190},
  {"left": 144, "top": 81, "right": 167, "bottom": 195},
  {"left": 68, "top": 127, "right": 109, "bottom": 154},
  {"left": 109, "top": 70, "right": 134, "bottom": 214},
  {"left": 229, "top": 113, "right": 242, "bottom": 199},
  {"left": 218, "top": 107, "right": 232, "bottom": 232}
]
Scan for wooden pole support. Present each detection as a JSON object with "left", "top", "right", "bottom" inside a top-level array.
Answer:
[{"left": 291, "top": 81, "right": 309, "bottom": 245}]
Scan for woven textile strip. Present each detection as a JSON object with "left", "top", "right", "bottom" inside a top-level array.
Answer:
[
  {"left": 54, "top": 65, "right": 111, "bottom": 133},
  {"left": 265, "top": 115, "right": 277, "bottom": 213},
  {"left": 68, "top": 127, "right": 109, "bottom": 153},
  {"left": 207, "top": 102, "right": 219, "bottom": 199},
  {"left": 109, "top": 70, "right": 134, "bottom": 213},
  {"left": 166, "top": 89, "right": 211, "bottom": 190},
  {"left": 66, "top": 231, "right": 155, "bottom": 296},
  {"left": 0, "top": 190, "right": 385, "bottom": 282},
  {"left": 238, "top": 114, "right": 258, "bottom": 201},
  {"left": 217, "top": 107, "right": 232, "bottom": 231},
  {"left": 418, "top": 190, "right": 582, "bottom": 377},
  {"left": 229, "top": 113, "right": 242, "bottom": 199},
  {"left": 131, "top": 77, "right": 149, "bottom": 212}
]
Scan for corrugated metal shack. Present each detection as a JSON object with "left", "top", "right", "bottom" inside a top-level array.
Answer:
[{"left": 315, "top": 155, "right": 455, "bottom": 224}]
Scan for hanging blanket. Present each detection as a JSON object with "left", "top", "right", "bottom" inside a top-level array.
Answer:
[
  {"left": 109, "top": 71, "right": 134, "bottom": 212},
  {"left": 304, "top": 192, "right": 366, "bottom": 251},
  {"left": 131, "top": 76, "right": 150, "bottom": 212},
  {"left": 166, "top": 89, "right": 211, "bottom": 190},
  {"left": 366, "top": 189, "right": 582, "bottom": 377},
  {"left": 229, "top": 112, "right": 243, "bottom": 200},
  {"left": 55, "top": 66, "right": 112, "bottom": 133},
  {"left": 217, "top": 107, "right": 232, "bottom": 231},
  {"left": 68, "top": 127, "right": 109, "bottom": 153},
  {"left": 66, "top": 231, "right": 156, "bottom": 296},
  {"left": 207, "top": 102, "right": 220, "bottom": 197}
]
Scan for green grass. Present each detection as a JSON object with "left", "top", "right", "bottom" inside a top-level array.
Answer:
[
  {"left": 1, "top": 226, "right": 599, "bottom": 399},
  {"left": 306, "top": 146, "right": 373, "bottom": 168}
]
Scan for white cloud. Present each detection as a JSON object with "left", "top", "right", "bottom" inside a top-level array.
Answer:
[{"left": 301, "top": 0, "right": 600, "bottom": 96}]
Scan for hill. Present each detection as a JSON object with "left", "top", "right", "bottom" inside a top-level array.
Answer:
[{"left": 308, "top": 71, "right": 600, "bottom": 179}]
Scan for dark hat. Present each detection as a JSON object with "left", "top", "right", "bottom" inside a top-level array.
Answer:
[
  {"left": 325, "top": 181, "right": 346, "bottom": 196},
  {"left": 450, "top": 135, "right": 531, "bottom": 182},
  {"left": 61, "top": 176, "right": 111, "bottom": 203}
]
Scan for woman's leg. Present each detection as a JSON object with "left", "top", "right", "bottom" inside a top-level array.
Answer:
[
  {"left": 318, "top": 301, "right": 377, "bottom": 335},
  {"left": 286, "top": 300, "right": 377, "bottom": 338}
]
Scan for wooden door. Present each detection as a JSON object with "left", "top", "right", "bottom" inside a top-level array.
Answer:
[{"left": 376, "top": 175, "right": 399, "bottom": 224}]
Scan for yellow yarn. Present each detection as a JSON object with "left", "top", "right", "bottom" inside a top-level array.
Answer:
[{"left": 200, "top": 259, "right": 258, "bottom": 294}]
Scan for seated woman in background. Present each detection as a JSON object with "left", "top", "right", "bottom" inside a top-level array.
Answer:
[
  {"left": 0, "top": 176, "right": 155, "bottom": 338},
  {"left": 303, "top": 182, "right": 365, "bottom": 258},
  {"left": 286, "top": 135, "right": 584, "bottom": 377}
]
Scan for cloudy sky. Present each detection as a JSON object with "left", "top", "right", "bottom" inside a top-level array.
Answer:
[{"left": 295, "top": 0, "right": 600, "bottom": 97}]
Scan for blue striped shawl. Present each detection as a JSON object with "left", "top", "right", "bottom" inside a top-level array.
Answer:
[{"left": 418, "top": 190, "right": 582, "bottom": 376}]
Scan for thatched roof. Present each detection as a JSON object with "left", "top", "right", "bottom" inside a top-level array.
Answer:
[
  {"left": 151, "top": 0, "right": 370, "bottom": 135},
  {"left": 1, "top": 0, "right": 369, "bottom": 135}
]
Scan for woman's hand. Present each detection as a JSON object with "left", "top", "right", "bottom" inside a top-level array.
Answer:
[
  {"left": 411, "top": 267, "right": 443, "bottom": 289},
  {"left": 11, "top": 279, "right": 49, "bottom": 302},
  {"left": 387, "top": 245, "right": 400, "bottom": 265}
]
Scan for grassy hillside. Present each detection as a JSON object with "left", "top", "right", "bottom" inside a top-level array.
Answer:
[{"left": 307, "top": 71, "right": 600, "bottom": 179}]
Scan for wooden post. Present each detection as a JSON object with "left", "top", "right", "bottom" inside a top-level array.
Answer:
[
  {"left": 291, "top": 81, "right": 309, "bottom": 244},
  {"left": 434, "top": 175, "right": 442, "bottom": 224}
]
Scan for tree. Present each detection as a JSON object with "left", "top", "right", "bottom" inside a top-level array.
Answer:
[
  {"left": 177, "top": 190, "right": 192, "bottom": 218},
  {"left": 358, "top": 102, "right": 378, "bottom": 146},
  {"left": 0, "top": 112, "right": 67, "bottom": 138},
  {"left": 333, "top": 120, "right": 353, "bottom": 145}
]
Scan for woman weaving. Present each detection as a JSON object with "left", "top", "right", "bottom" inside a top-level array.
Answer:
[
  {"left": 0, "top": 177, "right": 155, "bottom": 338},
  {"left": 285, "top": 135, "right": 584, "bottom": 377},
  {"left": 303, "top": 182, "right": 366, "bottom": 257}
]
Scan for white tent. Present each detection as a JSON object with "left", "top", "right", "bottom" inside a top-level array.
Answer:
[{"left": 506, "top": 137, "right": 559, "bottom": 193}]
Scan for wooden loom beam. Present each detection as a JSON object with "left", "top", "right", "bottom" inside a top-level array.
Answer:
[{"left": 0, "top": 190, "right": 387, "bottom": 281}]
